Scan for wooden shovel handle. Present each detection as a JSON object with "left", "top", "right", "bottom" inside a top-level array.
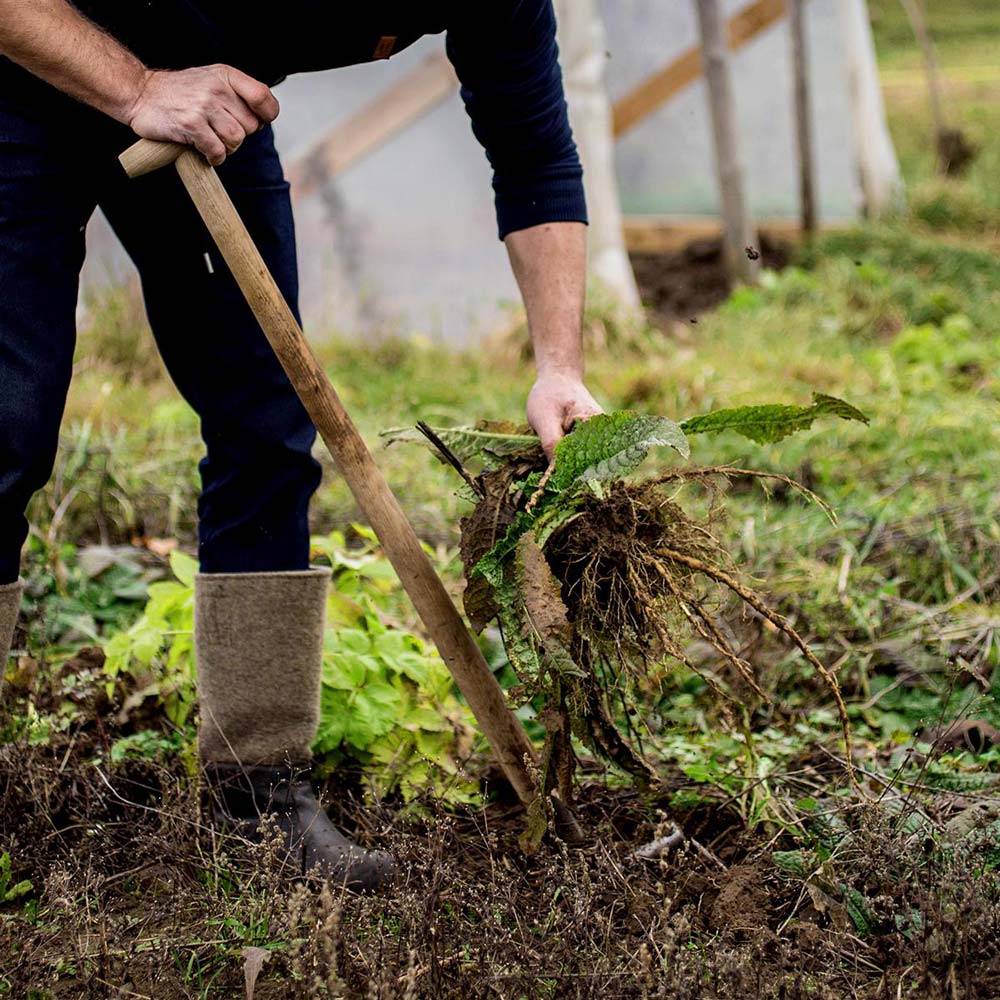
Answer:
[
  {"left": 119, "top": 138, "right": 186, "bottom": 178},
  {"left": 116, "top": 139, "right": 540, "bottom": 807}
]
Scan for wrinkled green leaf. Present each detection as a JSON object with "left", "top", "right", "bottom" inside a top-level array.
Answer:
[
  {"left": 773, "top": 849, "right": 810, "bottom": 877},
  {"left": 842, "top": 885, "right": 875, "bottom": 936},
  {"left": 550, "top": 412, "right": 689, "bottom": 490},
  {"left": 381, "top": 420, "right": 539, "bottom": 462},
  {"left": 680, "top": 393, "right": 869, "bottom": 445}
]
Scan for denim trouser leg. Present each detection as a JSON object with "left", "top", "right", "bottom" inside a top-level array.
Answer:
[
  {"left": 98, "top": 126, "right": 321, "bottom": 573},
  {"left": 0, "top": 92, "right": 321, "bottom": 581},
  {"left": 0, "top": 98, "right": 95, "bottom": 584}
]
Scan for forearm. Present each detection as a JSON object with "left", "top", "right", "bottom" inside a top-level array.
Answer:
[
  {"left": 0, "top": 0, "right": 148, "bottom": 121},
  {"left": 506, "top": 221, "right": 601, "bottom": 457},
  {"left": 505, "top": 221, "right": 588, "bottom": 377}
]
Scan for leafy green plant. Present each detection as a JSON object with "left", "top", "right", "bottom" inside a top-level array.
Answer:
[
  {"left": 104, "top": 549, "right": 197, "bottom": 727},
  {"left": 0, "top": 852, "right": 32, "bottom": 904},
  {"left": 101, "top": 533, "right": 476, "bottom": 802},
  {"left": 316, "top": 602, "right": 476, "bottom": 802},
  {"left": 396, "top": 402, "right": 867, "bottom": 826}
]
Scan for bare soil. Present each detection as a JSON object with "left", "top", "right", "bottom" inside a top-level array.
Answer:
[
  {"left": 630, "top": 234, "right": 791, "bottom": 323},
  {"left": 4, "top": 704, "right": 1000, "bottom": 999}
]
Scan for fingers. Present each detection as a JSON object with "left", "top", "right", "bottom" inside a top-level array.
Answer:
[
  {"left": 184, "top": 119, "right": 228, "bottom": 166},
  {"left": 528, "top": 387, "right": 603, "bottom": 460},
  {"left": 228, "top": 69, "right": 280, "bottom": 123},
  {"left": 129, "top": 66, "right": 276, "bottom": 166},
  {"left": 535, "top": 415, "right": 565, "bottom": 461},
  {"left": 207, "top": 107, "right": 251, "bottom": 155},
  {"left": 200, "top": 70, "right": 276, "bottom": 163},
  {"left": 564, "top": 403, "right": 603, "bottom": 429},
  {"left": 219, "top": 91, "right": 262, "bottom": 138}
]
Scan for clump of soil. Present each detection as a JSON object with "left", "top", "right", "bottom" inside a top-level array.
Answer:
[{"left": 545, "top": 482, "right": 735, "bottom": 682}]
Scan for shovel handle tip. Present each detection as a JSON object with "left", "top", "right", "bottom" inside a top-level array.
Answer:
[{"left": 119, "top": 138, "right": 186, "bottom": 178}]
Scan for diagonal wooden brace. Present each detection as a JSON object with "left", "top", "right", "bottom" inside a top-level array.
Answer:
[{"left": 119, "top": 138, "right": 539, "bottom": 806}]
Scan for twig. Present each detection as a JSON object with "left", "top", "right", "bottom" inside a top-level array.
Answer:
[
  {"left": 415, "top": 421, "right": 484, "bottom": 499},
  {"left": 634, "top": 825, "right": 685, "bottom": 860},
  {"left": 525, "top": 461, "right": 555, "bottom": 513}
]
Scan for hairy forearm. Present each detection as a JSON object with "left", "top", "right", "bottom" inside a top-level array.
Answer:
[
  {"left": 0, "top": 0, "right": 150, "bottom": 121},
  {"left": 506, "top": 221, "right": 601, "bottom": 458},
  {"left": 505, "top": 221, "right": 587, "bottom": 377}
]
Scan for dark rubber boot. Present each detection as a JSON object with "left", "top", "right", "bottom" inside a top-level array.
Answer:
[{"left": 207, "top": 764, "right": 395, "bottom": 893}]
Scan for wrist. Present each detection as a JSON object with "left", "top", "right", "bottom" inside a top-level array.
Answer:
[
  {"left": 114, "top": 65, "right": 155, "bottom": 126},
  {"left": 534, "top": 362, "right": 584, "bottom": 381}
]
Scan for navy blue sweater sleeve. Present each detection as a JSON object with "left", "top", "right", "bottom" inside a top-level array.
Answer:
[{"left": 446, "top": 0, "right": 588, "bottom": 240}]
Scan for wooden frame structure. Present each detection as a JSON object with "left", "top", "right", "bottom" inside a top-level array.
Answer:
[{"left": 285, "top": 0, "right": 791, "bottom": 196}]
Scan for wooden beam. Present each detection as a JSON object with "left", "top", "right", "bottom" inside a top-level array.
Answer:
[
  {"left": 285, "top": 0, "right": 787, "bottom": 191},
  {"left": 613, "top": 0, "right": 787, "bottom": 137},
  {"left": 286, "top": 52, "right": 458, "bottom": 197},
  {"left": 622, "top": 214, "right": 843, "bottom": 255}
]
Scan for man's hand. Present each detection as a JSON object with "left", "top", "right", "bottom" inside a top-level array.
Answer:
[
  {"left": 0, "top": 1, "right": 277, "bottom": 166},
  {"left": 128, "top": 65, "right": 279, "bottom": 166},
  {"left": 527, "top": 371, "right": 603, "bottom": 460}
]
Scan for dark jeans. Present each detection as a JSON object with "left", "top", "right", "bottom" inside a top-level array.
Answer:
[{"left": 0, "top": 85, "right": 321, "bottom": 584}]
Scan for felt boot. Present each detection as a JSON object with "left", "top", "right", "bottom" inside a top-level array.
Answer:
[
  {"left": 196, "top": 569, "right": 394, "bottom": 892},
  {"left": 0, "top": 580, "right": 24, "bottom": 698}
]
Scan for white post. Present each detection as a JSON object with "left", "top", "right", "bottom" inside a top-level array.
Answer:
[
  {"left": 555, "top": 0, "right": 642, "bottom": 311},
  {"left": 789, "top": 0, "right": 817, "bottom": 233},
  {"left": 838, "top": 0, "right": 904, "bottom": 216},
  {"left": 694, "top": 0, "right": 759, "bottom": 284}
]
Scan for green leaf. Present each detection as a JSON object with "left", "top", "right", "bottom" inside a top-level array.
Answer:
[
  {"left": 389, "top": 650, "right": 433, "bottom": 685},
  {"left": 549, "top": 411, "right": 689, "bottom": 491},
  {"left": 773, "top": 849, "right": 810, "bottom": 877},
  {"left": 322, "top": 649, "right": 370, "bottom": 689},
  {"left": 315, "top": 689, "right": 349, "bottom": 753},
  {"left": 403, "top": 707, "right": 455, "bottom": 733},
  {"left": 130, "top": 624, "right": 166, "bottom": 667},
  {"left": 381, "top": 420, "right": 540, "bottom": 463},
  {"left": 343, "top": 696, "right": 379, "bottom": 748},
  {"left": 842, "top": 885, "right": 874, "bottom": 936},
  {"left": 336, "top": 628, "right": 373, "bottom": 655},
  {"left": 680, "top": 393, "right": 869, "bottom": 445},
  {"left": 169, "top": 550, "right": 199, "bottom": 588}
]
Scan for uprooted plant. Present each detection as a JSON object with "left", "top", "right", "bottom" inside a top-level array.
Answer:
[{"left": 386, "top": 394, "right": 869, "bottom": 837}]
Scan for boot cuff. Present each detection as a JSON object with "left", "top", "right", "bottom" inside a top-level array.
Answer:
[
  {"left": 195, "top": 567, "right": 332, "bottom": 584},
  {"left": 195, "top": 568, "right": 331, "bottom": 767}
]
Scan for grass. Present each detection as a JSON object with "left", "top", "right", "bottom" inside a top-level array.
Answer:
[
  {"left": 4, "top": 4, "right": 1000, "bottom": 996},
  {"left": 869, "top": 0, "right": 1000, "bottom": 238}
]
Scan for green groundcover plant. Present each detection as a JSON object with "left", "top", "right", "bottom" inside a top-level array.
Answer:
[{"left": 103, "top": 530, "right": 478, "bottom": 803}]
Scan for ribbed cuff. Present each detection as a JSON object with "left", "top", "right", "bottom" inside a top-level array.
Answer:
[{"left": 496, "top": 178, "right": 589, "bottom": 240}]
